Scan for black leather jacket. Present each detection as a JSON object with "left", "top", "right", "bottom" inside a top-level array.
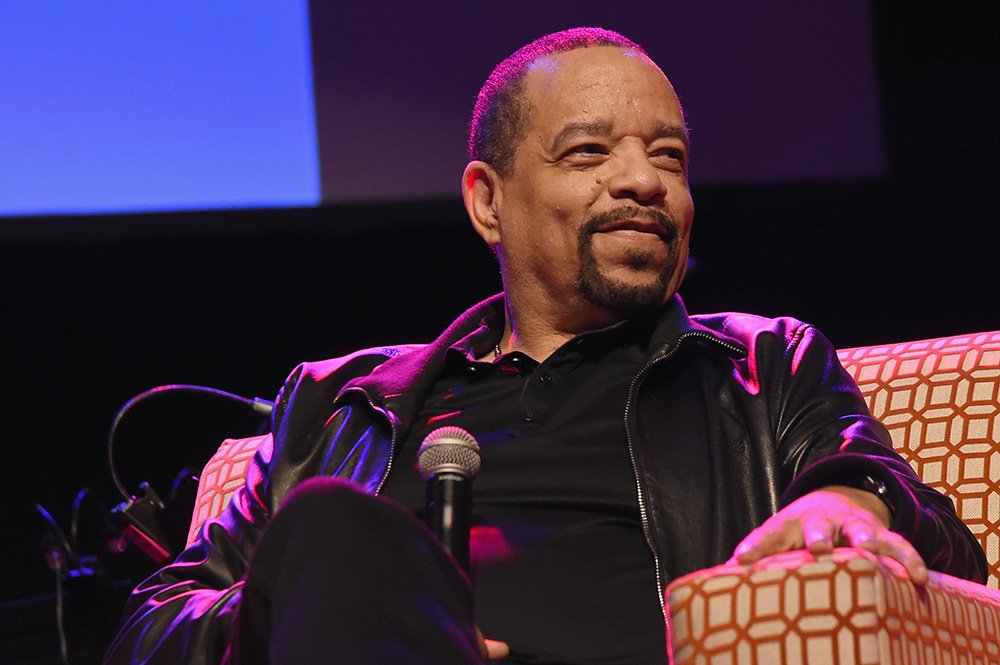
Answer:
[{"left": 104, "top": 294, "right": 987, "bottom": 664}]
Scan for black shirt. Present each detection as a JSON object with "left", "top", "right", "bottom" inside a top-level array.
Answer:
[{"left": 380, "top": 313, "right": 667, "bottom": 664}]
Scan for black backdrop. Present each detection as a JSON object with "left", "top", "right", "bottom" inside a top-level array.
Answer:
[{"left": 1, "top": 3, "right": 998, "bottom": 663}]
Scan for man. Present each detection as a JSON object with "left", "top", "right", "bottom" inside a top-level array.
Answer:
[{"left": 105, "top": 28, "right": 986, "bottom": 664}]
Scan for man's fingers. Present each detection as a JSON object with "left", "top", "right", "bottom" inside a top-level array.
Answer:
[
  {"left": 484, "top": 638, "right": 511, "bottom": 661},
  {"left": 873, "top": 532, "right": 929, "bottom": 586},
  {"left": 728, "top": 491, "right": 929, "bottom": 587},
  {"left": 476, "top": 627, "right": 510, "bottom": 662},
  {"left": 802, "top": 515, "right": 836, "bottom": 555},
  {"left": 839, "top": 517, "right": 879, "bottom": 550},
  {"left": 733, "top": 522, "right": 803, "bottom": 563},
  {"left": 839, "top": 519, "right": 929, "bottom": 585}
]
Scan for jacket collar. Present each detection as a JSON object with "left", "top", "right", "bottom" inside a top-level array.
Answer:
[
  {"left": 341, "top": 292, "right": 746, "bottom": 425},
  {"left": 341, "top": 293, "right": 505, "bottom": 416},
  {"left": 650, "top": 295, "right": 748, "bottom": 359}
]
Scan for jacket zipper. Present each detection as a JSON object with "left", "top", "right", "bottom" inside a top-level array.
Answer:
[
  {"left": 339, "top": 386, "right": 400, "bottom": 495},
  {"left": 624, "top": 331, "right": 745, "bottom": 621}
]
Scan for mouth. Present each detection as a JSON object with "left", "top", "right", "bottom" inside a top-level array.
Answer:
[
  {"left": 590, "top": 207, "right": 677, "bottom": 244},
  {"left": 596, "top": 218, "right": 670, "bottom": 240}
]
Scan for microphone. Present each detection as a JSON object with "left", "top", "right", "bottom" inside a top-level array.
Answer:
[{"left": 417, "top": 426, "right": 481, "bottom": 572}]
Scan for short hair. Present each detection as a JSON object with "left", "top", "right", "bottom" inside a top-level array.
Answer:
[{"left": 468, "top": 27, "right": 647, "bottom": 176}]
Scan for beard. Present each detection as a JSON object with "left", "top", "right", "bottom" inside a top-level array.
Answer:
[{"left": 576, "top": 207, "right": 683, "bottom": 314}]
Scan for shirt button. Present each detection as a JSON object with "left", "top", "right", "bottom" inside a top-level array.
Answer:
[
  {"left": 539, "top": 373, "right": 553, "bottom": 385},
  {"left": 521, "top": 412, "right": 535, "bottom": 423}
]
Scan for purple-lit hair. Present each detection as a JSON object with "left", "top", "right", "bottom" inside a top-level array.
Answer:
[{"left": 468, "top": 27, "right": 647, "bottom": 176}]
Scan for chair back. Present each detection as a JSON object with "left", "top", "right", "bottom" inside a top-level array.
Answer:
[
  {"left": 837, "top": 331, "right": 1000, "bottom": 587},
  {"left": 186, "top": 433, "right": 271, "bottom": 546}
]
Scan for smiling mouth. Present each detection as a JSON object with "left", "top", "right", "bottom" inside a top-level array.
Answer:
[
  {"left": 597, "top": 220, "right": 669, "bottom": 239},
  {"left": 585, "top": 207, "right": 676, "bottom": 243},
  {"left": 593, "top": 216, "right": 678, "bottom": 247}
]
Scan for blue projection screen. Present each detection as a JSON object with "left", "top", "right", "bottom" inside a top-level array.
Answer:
[{"left": 0, "top": 2, "right": 320, "bottom": 216}]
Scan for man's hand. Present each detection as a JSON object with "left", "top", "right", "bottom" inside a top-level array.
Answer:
[
  {"left": 476, "top": 627, "right": 510, "bottom": 661},
  {"left": 729, "top": 486, "right": 929, "bottom": 585}
]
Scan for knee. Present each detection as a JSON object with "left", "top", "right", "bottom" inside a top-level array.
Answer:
[
  {"left": 275, "top": 476, "right": 411, "bottom": 534},
  {"left": 278, "top": 476, "right": 372, "bottom": 522},
  {"left": 252, "top": 478, "right": 387, "bottom": 573},
  {"left": 254, "top": 476, "right": 431, "bottom": 580}
]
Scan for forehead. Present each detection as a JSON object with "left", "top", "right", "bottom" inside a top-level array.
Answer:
[{"left": 521, "top": 46, "right": 684, "bottom": 134}]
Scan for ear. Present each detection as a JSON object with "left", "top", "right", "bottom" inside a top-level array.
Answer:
[{"left": 462, "top": 161, "right": 502, "bottom": 247}]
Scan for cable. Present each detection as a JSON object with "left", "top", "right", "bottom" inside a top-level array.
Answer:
[
  {"left": 35, "top": 503, "right": 72, "bottom": 664},
  {"left": 53, "top": 559, "right": 68, "bottom": 665},
  {"left": 107, "top": 384, "right": 273, "bottom": 501},
  {"left": 35, "top": 503, "right": 76, "bottom": 568},
  {"left": 69, "top": 487, "right": 96, "bottom": 557}
]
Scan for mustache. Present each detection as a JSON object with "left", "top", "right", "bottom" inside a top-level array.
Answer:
[{"left": 582, "top": 207, "right": 678, "bottom": 240}]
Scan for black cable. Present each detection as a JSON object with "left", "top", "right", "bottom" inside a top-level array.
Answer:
[
  {"left": 107, "top": 384, "right": 273, "bottom": 502},
  {"left": 53, "top": 559, "right": 68, "bottom": 665},
  {"left": 35, "top": 503, "right": 76, "bottom": 568},
  {"left": 69, "top": 487, "right": 96, "bottom": 557},
  {"left": 35, "top": 503, "right": 72, "bottom": 664}
]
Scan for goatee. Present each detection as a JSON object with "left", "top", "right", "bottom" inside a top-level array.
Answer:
[{"left": 576, "top": 207, "right": 682, "bottom": 314}]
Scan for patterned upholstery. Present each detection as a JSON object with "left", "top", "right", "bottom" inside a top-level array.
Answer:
[
  {"left": 837, "top": 331, "right": 1000, "bottom": 588},
  {"left": 186, "top": 434, "right": 271, "bottom": 546},
  {"left": 666, "top": 330, "right": 1000, "bottom": 664},
  {"left": 667, "top": 548, "right": 1000, "bottom": 665}
]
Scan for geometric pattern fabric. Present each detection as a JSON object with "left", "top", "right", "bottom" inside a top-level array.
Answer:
[
  {"left": 837, "top": 330, "right": 1000, "bottom": 588},
  {"left": 667, "top": 548, "right": 1000, "bottom": 665},
  {"left": 185, "top": 433, "right": 271, "bottom": 546}
]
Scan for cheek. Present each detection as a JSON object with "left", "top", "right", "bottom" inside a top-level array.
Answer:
[
  {"left": 672, "top": 183, "right": 695, "bottom": 215},
  {"left": 505, "top": 174, "right": 603, "bottom": 247},
  {"left": 550, "top": 182, "right": 603, "bottom": 225}
]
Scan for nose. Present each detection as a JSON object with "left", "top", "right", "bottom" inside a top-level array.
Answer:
[{"left": 606, "top": 151, "right": 667, "bottom": 204}]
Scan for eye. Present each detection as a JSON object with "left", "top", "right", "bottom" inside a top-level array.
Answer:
[
  {"left": 650, "top": 147, "right": 687, "bottom": 171},
  {"left": 563, "top": 143, "right": 608, "bottom": 159},
  {"left": 568, "top": 143, "right": 605, "bottom": 154}
]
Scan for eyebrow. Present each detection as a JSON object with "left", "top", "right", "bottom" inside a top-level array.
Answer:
[
  {"left": 549, "top": 121, "right": 613, "bottom": 152},
  {"left": 654, "top": 124, "right": 691, "bottom": 150},
  {"left": 548, "top": 120, "right": 691, "bottom": 153}
]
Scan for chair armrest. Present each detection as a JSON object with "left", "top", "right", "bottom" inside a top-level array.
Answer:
[{"left": 666, "top": 547, "right": 1000, "bottom": 664}]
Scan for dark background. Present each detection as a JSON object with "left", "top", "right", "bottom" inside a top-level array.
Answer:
[
  {"left": 310, "top": 0, "right": 887, "bottom": 200},
  {"left": 1, "top": 2, "right": 998, "bottom": 663}
]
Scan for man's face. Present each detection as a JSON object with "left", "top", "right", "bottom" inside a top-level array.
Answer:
[{"left": 492, "top": 46, "right": 694, "bottom": 319}]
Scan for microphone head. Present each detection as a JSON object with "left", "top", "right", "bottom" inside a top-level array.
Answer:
[{"left": 417, "top": 426, "right": 481, "bottom": 480}]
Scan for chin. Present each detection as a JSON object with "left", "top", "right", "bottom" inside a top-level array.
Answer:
[
  {"left": 576, "top": 235, "right": 683, "bottom": 314},
  {"left": 578, "top": 266, "right": 673, "bottom": 315}
]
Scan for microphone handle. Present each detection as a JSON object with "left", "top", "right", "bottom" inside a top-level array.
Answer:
[{"left": 425, "top": 472, "right": 472, "bottom": 572}]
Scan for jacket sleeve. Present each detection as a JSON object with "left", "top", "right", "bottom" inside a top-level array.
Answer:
[
  {"left": 767, "top": 323, "right": 988, "bottom": 583},
  {"left": 103, "top": 345, "right": 408, "bottom": 664},
  {"left": 101, "top": 485, "right": 266, "bottom": 664},
  {"left": 103, "top": 367, "right": 303, "bottom": 665}
]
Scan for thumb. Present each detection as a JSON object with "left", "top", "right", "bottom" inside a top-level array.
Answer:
[{"left": 484, "top": 638, "right": 510, "bottom": 661}]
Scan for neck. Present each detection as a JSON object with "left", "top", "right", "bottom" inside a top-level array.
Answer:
[{"left": 500, "top": 293, "right": 628, "bottom": 362}]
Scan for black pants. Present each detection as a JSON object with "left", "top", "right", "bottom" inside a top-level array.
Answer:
[{"left": 232, "top": 477, "right": 483, "bottom": 665}]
